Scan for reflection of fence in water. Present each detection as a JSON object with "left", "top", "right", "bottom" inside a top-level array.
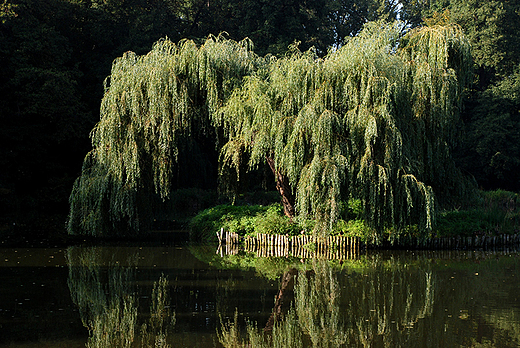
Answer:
[{"left": 218, "top": 230, "right": 361, "bottom": 259}]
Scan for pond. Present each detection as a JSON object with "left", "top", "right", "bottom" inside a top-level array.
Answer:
[{"left": 1, "top": 243, "right": 519, "bottom": 347}]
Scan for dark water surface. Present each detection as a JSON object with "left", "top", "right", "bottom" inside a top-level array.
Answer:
[{"left": 0, "top": 245, "right": 519, "bottom": 347}]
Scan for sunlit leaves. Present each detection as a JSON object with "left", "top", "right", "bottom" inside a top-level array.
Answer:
[
  {"left": 219, "top": 21, "right": 471, "bottom": 238},
  {"left": 69, "top": 20, "right": 473, "bottom": 240},
  {"left": 0, "top": 0, "right": 17, "bottom": 23}
]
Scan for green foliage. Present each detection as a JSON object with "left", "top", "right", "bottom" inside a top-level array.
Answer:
[
  {"left": 253, "top": 204, "right": 301, "bottom": 236},
  {"left": 6, "top": 0, "right": 511, "bottom": 244},
  {"left": 434, "top": 0, "right": 520, "bottom": 79},
  {"left": 191, "top": 189, "right": 520, "bottom": 242},
  {"left": 67, "top": 153, "right": 148, "bottom": 237},
  {"left": 0, "top": 0, "right": 95, "bottom": 231},
  {"left": 219, "top": 20, "right": 472, "bottom": 238},
  {"left": 69, "top": 20, "right": 473, "bottom": 241},
  {"left": 435, "top": 190, "right": 520, "bottom": 236},
  {"left": 68, "top": 35, "right": 259, "bottom": 236},
  {"left": 426, "top": 1, "right": 520, "bottom": 191},
  {"left": 330, "top": 198, "right": 376, "bottom": 241},
  {"left": 0, "top": 0, "right": 17, "bottom": 23},
  {"left": 435, "top": 210, "right": 490, "bottom": 237},
  {"left": 189, "top": 203, "right": 299, "bottom": 242},
  {"left": 189, "top": 204, "right": 264, "bottom": 241},
  {"left": 182, "top": 0, "right": 401, "bottom": 57},
  {"left": 334, "top": 219, "right": 374, "bottom": 240},
  {"left": 345, "top": 198, "right": 363, "bottom": 219},
  {"left": 93, "top": 36, "right": 257, "bottom": 199},
  {"left": 479, "top": 190, "right": 520, "bottom": 232},
  {"left": 457, "top": 69, "right": 520, "bottom": 191}
]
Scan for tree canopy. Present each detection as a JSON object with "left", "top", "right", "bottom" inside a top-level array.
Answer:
[{"left": 68, "top": 20, "right": 473, "bottom": 241}]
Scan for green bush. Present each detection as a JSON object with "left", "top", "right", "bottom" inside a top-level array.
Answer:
[
  {"left": 252, "top": 204, "right": 300, "bottom": 236},
  {"left": 190, "top": 199, "right": 373, "bottom": 242},
  {"left": 481, "top": 190, "right": 520, "bottom": 231},
  {"left": 435, "top": 190, "right": 520, "bottom": 237},
  {"left": 189, "top": 204, "right": 267, "bottom": 241},
  {"left": 335, "top": 219, "right": 372, "bottom": 238},
  {"left": 189, "top": 203, "right": 301, "bottom": 242},
  {"left": 189, "top": 191, "right": 520, "bottom": 244},
  {"left": 434, "top": 210, "right": 486, "bottom": 237}
]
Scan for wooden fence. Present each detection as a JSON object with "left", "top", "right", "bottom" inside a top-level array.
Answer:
[{"left": 216, "top": 229, "right": 361, "bottom": 259}]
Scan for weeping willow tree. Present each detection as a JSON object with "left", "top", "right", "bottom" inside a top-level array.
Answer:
[{"left": 68, "top": 20, "right": 473, "bottom": 240}]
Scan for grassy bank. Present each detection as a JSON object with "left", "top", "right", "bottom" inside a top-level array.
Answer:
[{"left": 189, "top": 190, "right": 520, "bottom": 245}]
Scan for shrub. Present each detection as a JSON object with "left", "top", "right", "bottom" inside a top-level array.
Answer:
[
  {"left": 435, "top": 190, "right": 520, "bottom": 236},
  {"left": 252, "top": 204, "right": 300, "bottom": 236},
  {"left": 190, "top": 203, "right": 302, "bottom": 241},
  {"left": 189, "top": 204, "right": 269, "bottom": 241}
]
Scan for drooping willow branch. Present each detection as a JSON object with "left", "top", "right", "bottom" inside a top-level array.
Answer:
[
  {"left": 68, "top": 35, "right": 259, "bottom": 236},
  {"left": 68, "top": 21, "right": 473, "bottom": 240}
]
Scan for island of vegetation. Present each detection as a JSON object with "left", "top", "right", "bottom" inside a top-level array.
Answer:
[{"left": 66, "top": 18, "right": 519, "bottom": 246}]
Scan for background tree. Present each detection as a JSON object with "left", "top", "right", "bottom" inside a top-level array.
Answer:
[
  {"left": 423, "top": 0, "right": 520, "bottom": 191},
  {"left": 173, "top": 0, "right": 426, "bottom": 56},
  {"left": 180, "top": 0, "right": 339, "bottom": 56},
  {"left": 0, "top": 0, "right": 92, "bottom": 232}
]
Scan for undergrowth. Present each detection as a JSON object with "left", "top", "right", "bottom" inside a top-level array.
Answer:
[
  {"left": 435, "top": 189, "right": 520, "bottom": 237},
  {"left": 189, "top": 190, "right": 520, "bottom": 244},
  {"left": 189, "top": 203, "right": 299, "bottom": 242},
  {"left": 189, "top": 199, "right": 373, "bottom": 243}
]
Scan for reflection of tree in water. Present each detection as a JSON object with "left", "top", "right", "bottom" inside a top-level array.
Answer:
[
  {"left": 343, "top": 259, "right": 435, "bottom": 347},
  {"left": 219, "top": 259, "right": 436, "bottom": 347},
  {"left": 219, "top": 261, "right": 346, "bottom": 347},
  {"left": 66, "top": 247, "right": 175, "bottom": 348},
  {"left": 140, "top": 275, "right": 175, "bottom": 347},
  {"left": 295, "top": 262, "right": 346, "bottom": 347}
]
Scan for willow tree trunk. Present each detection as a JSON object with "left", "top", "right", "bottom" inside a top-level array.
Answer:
[{"left": 266, "top": 156, "right": 295, "bottom": 219}]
